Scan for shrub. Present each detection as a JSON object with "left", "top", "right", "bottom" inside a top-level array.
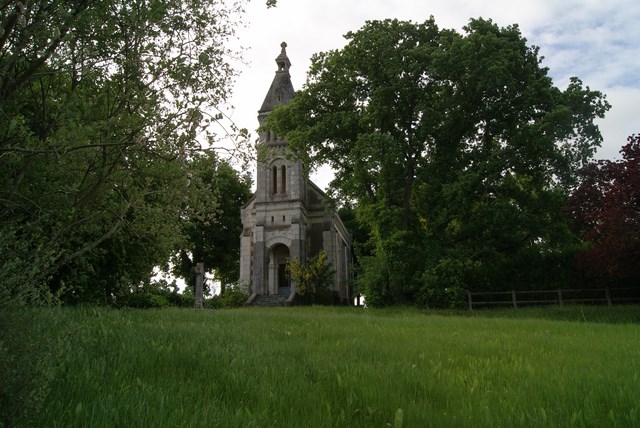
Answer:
[
  {"left": 124, "top": 292, "right": 169, "bottom": 309},
  {"left": 356, "top": 253, "right": 392, "bottom": 307},
  {"left": 166, "top": 291, "right": 194, "bottom": 308},
  {"left": 420, "top": 257, "right": 475, "bottom": 308},
  {"left": 204, "top": 295, "right": 221, "bottom": 309},
  {"left": 203, "top": 284, "right": 248, "bottom": 309},
  {"left": 287, "top": 251, "right": 335, "bottom": 304},
  {"left": 218, "top": 284, "right": 249, "bottom": 308}
]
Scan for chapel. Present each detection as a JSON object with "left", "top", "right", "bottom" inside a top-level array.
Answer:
[{"left": 240, "top": 42, "right": 352, "bottom": 305}]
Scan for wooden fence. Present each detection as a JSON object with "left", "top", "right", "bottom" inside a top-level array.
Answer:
[{"left": 467, "top": 287, "right": 640, "bottom": 310}]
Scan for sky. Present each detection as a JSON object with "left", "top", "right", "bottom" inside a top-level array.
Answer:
[{"left": 227, "top": 0, "right": 640, "bottom": 189}]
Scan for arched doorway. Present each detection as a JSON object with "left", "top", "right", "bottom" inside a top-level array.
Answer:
[{"left": 269, "top": 244, "right": 290, "bottom": 295}]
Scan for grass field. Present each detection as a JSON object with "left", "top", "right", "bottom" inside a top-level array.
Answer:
[{"left": 4, "top": 305, "right": 640, "bottom": 427}]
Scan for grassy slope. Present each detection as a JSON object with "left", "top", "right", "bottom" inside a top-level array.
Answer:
[{"left": 30, "top": 306, "right": 640, "bottom": 427}]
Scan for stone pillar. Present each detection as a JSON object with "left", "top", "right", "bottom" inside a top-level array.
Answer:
[
  {"left": 239, "top": 227, "right": 253, "bottom": 287},
  {"left": 253, "top": 242, "right": 266, "bottom": 295},
  {"left": 290, "top": 217, "right": 305, "bottom": 294},
  {"left": 322, "top": 221, "right": 336, "bottom": 293},
  {"left": 336, "top": 238, "right": 345, "bottom": 301},
  {"left": 194, "top": 263, "right": 204, "bottom": 309},
  {"left": 252, "top": 223, "right": 266, "bottom": 294},
  {"left": 268, "top": 252, "right": 275, "bottom": 295}
]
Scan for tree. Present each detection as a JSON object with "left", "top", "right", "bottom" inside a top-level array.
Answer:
[
  {"left": 172, "top": 153, "right": 252, "bottom": 294},
  {"left": 0, "top": 0, "right": 252, "bottom": 304},
  {"left": 567, "top": 134, "right": 640, "bottom": 287},
  {"left": 286, "top": 250, "right": 335, "bottom": 304},
  {"left": 267, "top": 18, "right": 609, "bottom": 305}
]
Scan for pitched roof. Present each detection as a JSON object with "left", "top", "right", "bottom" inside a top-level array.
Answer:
[{"left": 259, "top": 42, "right": 296, "bottom": 114}]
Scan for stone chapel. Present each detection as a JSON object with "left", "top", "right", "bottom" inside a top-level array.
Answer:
[{"left": 240, "top": 42, "right": 352, "bottom": 305}]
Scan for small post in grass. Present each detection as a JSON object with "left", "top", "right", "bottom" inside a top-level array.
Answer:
[
  {"left": 512, "top": 290, "right": 517, "bottom": 308},
  {"left": 605, "top": 287, "right": 612, "bottom": 306},
  {"left": 557, "top": 289, "right": 564, "bottom": 306},
  {"left": 195, "top": 262, "right": 204, "bottom": 309}
]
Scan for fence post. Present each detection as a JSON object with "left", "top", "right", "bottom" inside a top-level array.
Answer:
[
  {"left": 512, "top": 290, "right": 517, "bottom": 308},
  {"left": 557, "top": 289, "right": 564, "bottom": 306},
  {"left": 467, "top": 290, "right": 473, "bottom": 311},
  {"left": 605, "top": 287, "right": 612, "bottom": 306}
]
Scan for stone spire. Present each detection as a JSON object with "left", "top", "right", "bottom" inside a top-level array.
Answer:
[{"left": 258, "top": 42, "right": 296, "bottom": 117}]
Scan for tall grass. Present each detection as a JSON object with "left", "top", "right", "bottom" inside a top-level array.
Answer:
[
  {"left": 23, "top": 306, "right": 640, "bottom": 427},
  {"left": 0, "top": 308, "right": 68, "bottom": 427}
]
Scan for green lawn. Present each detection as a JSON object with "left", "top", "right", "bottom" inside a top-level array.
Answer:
[{"left": 6, "top": 306, "right": 640, "bottom": 427}]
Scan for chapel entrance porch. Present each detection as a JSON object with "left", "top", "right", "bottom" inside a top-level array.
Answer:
[{"left": 269, "top": 243, "right": 291, "bottom": 295}]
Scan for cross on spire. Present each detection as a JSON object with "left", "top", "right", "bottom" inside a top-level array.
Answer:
[
  {"left": 275, "top": 41, "right": 291, "bottom": 72},
  {"left": 259, "top": 42, "right": 295, "bottom": 115}
]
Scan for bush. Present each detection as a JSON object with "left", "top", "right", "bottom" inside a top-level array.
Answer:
[
  {"left": 287, "top": 251, "right": 335, "bottom": 304},
  {"left": 219, "top": 284, "right": 249, "bottom": 308},
  {"left": 166, "top": 291, "right": 194, "bottom": 308},
  {"left": 203, "top": 284, "right": 248, "bottom": 309},
  {"left": 357, "top": 253, "right": 392, "bottom": 308},
  {"left": 419, "top": 257, "right": 475, "bottom": 308},
  {"left": 124, "top": 292, "right": 169, "bottom": 309}
]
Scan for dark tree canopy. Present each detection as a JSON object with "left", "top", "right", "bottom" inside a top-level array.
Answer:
[
  {"left": 266, "top": 18, "right": 610, "bottom": 305},
  {"left": 173, "top": 155, "right": 252, "bottom": 294},
  {"left": 567, "top": 135, "right": 640, "bottom": 287},
  {"left": 0, "top": 0, "right": 252, "bottom": 304}
]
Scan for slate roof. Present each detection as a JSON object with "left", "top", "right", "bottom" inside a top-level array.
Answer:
[{"left": 259, "top": 42, "right": 296, "bottom": 114}]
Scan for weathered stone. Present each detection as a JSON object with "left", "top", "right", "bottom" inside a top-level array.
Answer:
[{"left": 240, "top": 43, "right": 353, "bottom": 304}]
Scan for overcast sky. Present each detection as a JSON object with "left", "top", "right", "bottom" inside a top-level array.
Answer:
[{"left": 227, "top": 0, "right": 640, "bottom": 189}]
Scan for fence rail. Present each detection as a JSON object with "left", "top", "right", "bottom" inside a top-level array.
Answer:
[{"left": 467, "top": 287, "right": 640, "bottom": 310}]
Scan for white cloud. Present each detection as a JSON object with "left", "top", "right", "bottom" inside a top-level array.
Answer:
[
  {"left": 527, "top": 1, "right": 640, "bottom": 88},
  {"left": 596, "top": 87, "right": 640, "bottom": 160}
]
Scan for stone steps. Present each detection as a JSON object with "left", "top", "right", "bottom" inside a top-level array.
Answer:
[{"left": 249, "top": 294, "right": 289, "bottom": 307}]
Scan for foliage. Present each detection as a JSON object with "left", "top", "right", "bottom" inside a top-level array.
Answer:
[
  {"left": 206, "top": 282, "right": 249, "bottom": 308},
  {"left": 567, "top": 134, "right": 640, "bottom": 287},
  {"left": 420, "top": 257, "right": 475, "bottom": 308},
  {"left": 267, "top": 18, "right": 609, "bottom": 303},
  {"left": 166, "top": 290, "right": 196, "bottom": 308},
  {"left": 287, "top": 250, "right": 335, "bottom": 303},
  {"left": 26, "top": 307, "right": 640, "bottom": 427},
  {"left": 218, "top": 283, "right": 249, "bottom": 307},
  {"left": 123, "top": 292, "right": 170, "bottom": 309},
  {"left": 0, "top": 308, "right": 69, "bottom": 427},
  {"left": 0, "top": 0, "right": 251, "bottom": 305},
  {"left": 172, "top": 154, "right": 252, "bottom": 294},
  {"left": 336, "top": 205, "right": 371, "bottom": 296},
  {"left": 355, "top": 253, "right": 391, "bottom": 307}
]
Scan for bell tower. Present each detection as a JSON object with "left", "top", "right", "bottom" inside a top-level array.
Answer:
[
  {"left": 243, "top": 42, "right": 307, "bottom": 297},
  {"left": 254, "top": 42, "right": 305, "bottom": 204},
  {"left": 239, "top": 43, "right": 352, "bottom": 305}
]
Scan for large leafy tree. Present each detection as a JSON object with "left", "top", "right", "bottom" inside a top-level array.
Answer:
[
  {"left": 0, "top": 0, "right": 254, "bottom": 304},
  {"left": 567, "top": 135, "right": 640, "bottom": 287},
  {"left": 173, "top": 153, "right": 252, "bottom": 294},
  {"left": 267, "top": 18, "right": 609, "bottom": 305}
]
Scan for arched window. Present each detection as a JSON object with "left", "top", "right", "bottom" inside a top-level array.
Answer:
[
  {"left": 272, "top": 166, "right": 277, "bottom": 194},
  {"left": 281, "top": 165, "right": 286, "bottom": 194}
]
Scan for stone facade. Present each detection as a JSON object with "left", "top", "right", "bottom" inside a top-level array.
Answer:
[{"left": 240, "top": 43, "right": 352, "bottom": 304}]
